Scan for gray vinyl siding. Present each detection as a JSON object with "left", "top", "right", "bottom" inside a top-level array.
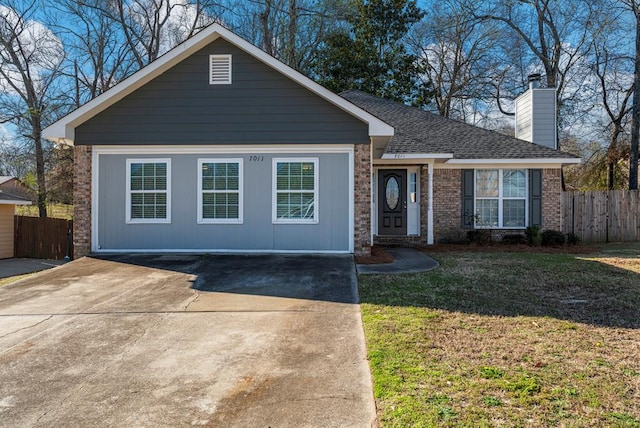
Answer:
[
  {"left": 76, "top": 38, "right": 369, "bottom": 146},
  {"left": 515, "top": 88, "right": 557, "bottom": 150},
  {"left": 97, "top": 152, "right": 350, "bottom": 251}
]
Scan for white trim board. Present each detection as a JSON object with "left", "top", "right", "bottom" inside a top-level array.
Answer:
[
  {"left": 93, "top": 248, "right": 351, "bottom": 255},
  {"left": 44, "top": 24, "right": 393, "bottom": 144},
  {"left": 91, "top": 145, "right": 355, "bottom": 155},
  {"left": 0, "top": 200, "right": 31, "bottom": 205}
]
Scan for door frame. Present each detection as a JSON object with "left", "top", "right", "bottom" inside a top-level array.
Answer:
[{"left": 372, "top": 167, "right": 421, "bottom": 236}]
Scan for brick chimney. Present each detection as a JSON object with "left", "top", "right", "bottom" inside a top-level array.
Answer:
[{"left": 515, "top": 73, "right": 558, "bottom": 150}]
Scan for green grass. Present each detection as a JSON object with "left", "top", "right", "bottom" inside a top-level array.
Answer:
[
  {"left": 15, "top": 204, "right": 73, "bottom": 220},
  {"left": 359, "top": 243, "right": 640, "bottom": 427}
]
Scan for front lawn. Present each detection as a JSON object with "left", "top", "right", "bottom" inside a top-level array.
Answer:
[{"left": 359, "top": 243, "right": 640, "bottom": 427}]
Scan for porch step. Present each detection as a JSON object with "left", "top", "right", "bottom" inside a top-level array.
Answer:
[{"left": 373, "top": 235, "right": 425, "bottom": 247}]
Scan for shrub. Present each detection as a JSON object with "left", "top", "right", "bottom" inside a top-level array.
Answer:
[
  {"left": 566, "top": 232, "right": 580, "bottom": 245},
  {"left": 502, "top": 234, "right": 527, "bottom": 245},
  {"left": 525, "top": 225, "right": 542, "bottom": 246},
  {"left": 541, "top": 229, "right": 566, "bottom": 246},
  {"left": 467, "top": 229, "right": 492, "bottom": 244}
]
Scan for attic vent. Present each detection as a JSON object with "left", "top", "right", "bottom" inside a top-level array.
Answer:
[{"left": 209, "top": 54, "right": 232, "bottom": 84}]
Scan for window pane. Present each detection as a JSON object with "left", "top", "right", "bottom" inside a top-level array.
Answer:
[
  {"left": 155, "top": 176, "right": 167, "bottom": 191},
  {"left": 504, "top": 170, "right": 526, "bottom": 198},
  {"left": 202, "top": 163, "right": 214, "bottom": 177},
  {"left": 476, "top": 170, "right": 499, "bottom": 197},
  {"left": 476, "top": 199, "right": 498, "bottom": 227},
  {"left": 202, "top": 176, "right": 214, "bottom": 191},
  {"left": 131, "top": 163, "right": 143, "bottom": 177},
  {"left": 155, "top": 163, "right": 166, "bottom": 176},
  {"left": 131, "top": 177, "right": 143, "bottom": 191},
  {"left": 143, "top": 163, "right": 155, "bottom": 176},
  {"left": 504, "top": 200, "right": 526, "bottom": 227}
]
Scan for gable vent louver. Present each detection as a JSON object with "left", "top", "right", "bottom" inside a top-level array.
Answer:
[{"left": 209, "top": 54, "right": 232, "bottom": 84}]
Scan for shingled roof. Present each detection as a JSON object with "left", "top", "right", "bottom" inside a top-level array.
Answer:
[
  {"left": 0, "top": 190, "right": 31, "bottom": 204},
  {"left": 340, "top": 90, "right": 579, "bottom": 160}
]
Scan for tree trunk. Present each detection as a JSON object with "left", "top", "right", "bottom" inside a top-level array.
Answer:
[
  {"left": 630, "top": 8, "right": 640, "bottom": 190},
  {"left": 260, "top": 0, "right": 274, "bottom": 55},
  {"left": 33, "top": 115, "right": 47, "bottom": 218}
]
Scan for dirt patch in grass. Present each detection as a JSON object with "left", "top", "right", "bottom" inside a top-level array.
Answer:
[
  {"left": 359, "top": 244, "right": 640, "bottom": 427},
  {"left": 355, "top": 246, "right": 394, "bottom": 264}
]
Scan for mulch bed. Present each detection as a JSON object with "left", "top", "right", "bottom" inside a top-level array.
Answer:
[
  {"left": 355, "top": 246, "right": 395, "bottom": 265},
  {"left": 420, "top": 243, "right": 600, "bottom": 254},
  {"left": 355, "top": 243, "right": 601, "bottom": 265}
]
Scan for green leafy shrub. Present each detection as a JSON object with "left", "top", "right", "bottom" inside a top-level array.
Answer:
[
  {"left": 467, "top": 229, "right": 491, "bottom": 244},
  {"left": 566, "top": 232, "right": 580, "bottom": 245},
  {"left": 525, "top": 225, "right": 542, "bottom": 246},
  {"left": 502, "top": 234, "right": 527, "bottom": 245},
  {"left": 542, "top": 229, "right": 566, "bottom": 246}
]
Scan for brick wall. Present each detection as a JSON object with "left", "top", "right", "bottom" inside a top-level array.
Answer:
[
  {"left": 542, "top": 168, "right": 562, "bottom": 231},
  {"left": 354, "top": 144, "right": 371, "bottom": 256},
  {"left": 74, "top": 145, "right": 92, "bottom": 258},
  {"left": 431, "top": 167, "right": 564, "bottom": 243},
  {"left": 433, "top": 168, "right": 464, "bottom": 242}
]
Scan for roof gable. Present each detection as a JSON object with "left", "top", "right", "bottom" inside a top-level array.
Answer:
[{"left": 44, "top": 24, "right": 393, "bottom": 144}]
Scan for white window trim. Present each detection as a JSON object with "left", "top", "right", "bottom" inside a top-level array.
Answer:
[
  {"left": 197, "top": 158, "right": 243, "bottom": 224},
  {"left": 272, "top": 157, "right": 319, "bottom": 224},
  {"left": 209, "top": 54, "right": 232, "bottom": 84},
  {"left": 474, "top": 169, "right": 528, "bottom": 229},
  {"left": 125, "top": 158, "right": 171, "bottom": 224}
]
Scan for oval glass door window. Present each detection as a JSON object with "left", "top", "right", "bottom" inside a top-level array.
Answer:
[{"left": 386, "top": 177, "right": 400, "bottom": 209}]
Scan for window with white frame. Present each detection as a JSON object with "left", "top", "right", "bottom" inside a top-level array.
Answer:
[
  {"left": 198, "top": 159, "right": 243, "bottom": 223},
  {"left": 273, "top": 158, "right": 318, "bottom": 223},
  {"left": 126, "top": 159, "right": 171, "bottom": 223},
  {"left": 475, "top": 169, "right": 527, "bottom": 228}
]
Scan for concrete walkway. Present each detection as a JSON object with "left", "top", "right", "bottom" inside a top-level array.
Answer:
[
  {"left": 356, "top": 247, "right": 439, "bottom": 275},
  {"left": 0, "top": 258, "right": 65, "bottom": 279}
]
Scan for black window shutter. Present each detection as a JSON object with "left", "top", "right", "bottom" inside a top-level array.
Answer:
[
  {"left": 529, "top": 169, "right": 542, "bottom": 227},
  {"left": 461, "top": 169, "right": 474, "bottom": 229}
]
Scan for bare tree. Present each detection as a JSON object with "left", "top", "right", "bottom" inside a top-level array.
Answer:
[
  {"left": 0, "top": 0, "right": 65, "bottom": 217},
  {"left": 467, "top": 0, "right": 599, "bottom": 133},
  {"left": 591, "top": 28, "right": 635, "bottom": 189},
  {"left": 228, "top": 0, "right": 351, "bottom": 74},
  {"left": 78, "top": 0, "right": 220, "bottom": 69},
  {"left": 622, "top": 0, "right": 640, "bottom": 189},
  {"left": 52, "top": 0, "right": 136, "bottom": 105},
  {"left": 409, "top": 0, "right": 499, "bottom": 119}
]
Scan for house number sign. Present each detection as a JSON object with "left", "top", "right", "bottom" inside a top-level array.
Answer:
[{"left": 249, "top": 155, "right": 264, "bottom": 162}]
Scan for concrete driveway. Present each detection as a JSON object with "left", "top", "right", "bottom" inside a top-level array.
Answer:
[{"left": 0, "top": 254, "right": 376, "bottom": 427}]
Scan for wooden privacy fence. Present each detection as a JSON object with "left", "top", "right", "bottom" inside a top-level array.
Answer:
[
  {"left": 562, "top": 190, "right": 640, "bottom": 243},
  {"left": 14, "top": 216, "right": 73, "bottom": 260}
]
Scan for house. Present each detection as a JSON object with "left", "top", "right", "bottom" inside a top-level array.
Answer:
[
  {"left": 44, "top": 24, "right": 580, "bottom": 259},
  {"left": 0, "top": 176, "right": 33, "bottom": 202},
  {"left": 0, "top": 190, "right": 31, "bottom": 259}
]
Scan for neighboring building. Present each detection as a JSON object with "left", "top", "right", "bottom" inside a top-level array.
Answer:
[
  {"left": 0, "top": 191, "right": 31, "bottom": 259},
  {"left": 44, "top": 24, "right": 580, "bottom": 259},
  {"left": 0, "top": 177, "right": 34, "bottom": 202}
]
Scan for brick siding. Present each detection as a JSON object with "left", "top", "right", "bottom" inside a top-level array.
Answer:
[
  {"left": 354, "top": 144, "right": 371, "bottom": 256},
  {"left": 433, "top": 168, "right": 464, "bottom": 242},
  {"left": 431, "top": 167, "right": 564, "bottom": 243},
  {"left": 541, "top": 168, "right": 562, "bottom": 231},
  {"left": 73, "top": 145, "right": 92, "bottom": 258}
]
